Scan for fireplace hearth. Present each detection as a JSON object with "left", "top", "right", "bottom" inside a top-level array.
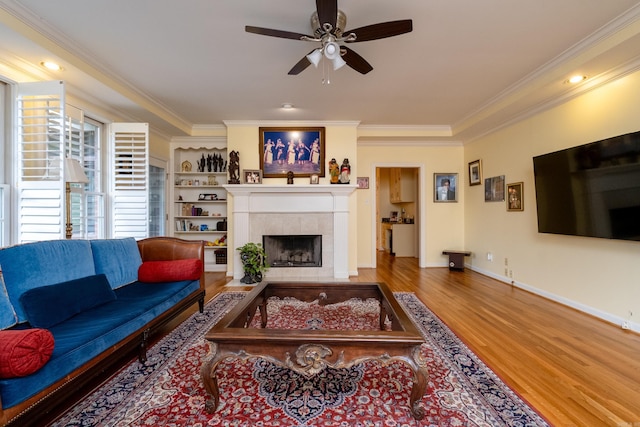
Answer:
[{"left": 263, "top": 235, "right": 322, "bottom": 267}]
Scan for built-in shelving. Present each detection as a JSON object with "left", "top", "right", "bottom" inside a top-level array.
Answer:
[{"left": 170, "top": 137, "right": 228, "bottom": 272}]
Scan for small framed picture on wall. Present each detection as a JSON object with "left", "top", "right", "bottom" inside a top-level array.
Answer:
[
  {"left": 468, "top": 159, "right": 482, "bottom": 186},
  {"left": 507, "top": 182, "right": 524, "bottom": 211},
  {"left": 434, "top": 173, "right": 458, "bottom": 202}
]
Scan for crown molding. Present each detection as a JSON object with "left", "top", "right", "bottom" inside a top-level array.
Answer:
[
  {"left": 0, "top": 3, "right": 194, "bottom": 135},
  {"left": 223, "top": 120, "right": 360, "bottom": 127}
]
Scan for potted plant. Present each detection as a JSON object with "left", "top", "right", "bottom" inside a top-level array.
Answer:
[{"left": 236, "top": 242, "right": 269, "bottom": 284}]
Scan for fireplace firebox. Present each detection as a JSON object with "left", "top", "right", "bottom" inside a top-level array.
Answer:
[{"left": 263, "top": 235, "right": 322, "bottom": 267}]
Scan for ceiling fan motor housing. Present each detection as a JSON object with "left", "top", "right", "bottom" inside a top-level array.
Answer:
[{"left": 311, "top": 10, "right": 346, "bottom": 37}]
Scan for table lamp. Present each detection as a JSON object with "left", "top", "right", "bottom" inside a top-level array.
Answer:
[{"left": 64, "top": 158, "right": 89, "bottom": 239}]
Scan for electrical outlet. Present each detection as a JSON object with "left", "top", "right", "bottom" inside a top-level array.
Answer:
[
  {"left": 504, "top": 268, "right": 509, "bottom": 276},
  {"left": 504, "top": 257, "right": 509, "bottom": 266},
  {"left": 487, "top": 252, "right": 493, "bottom": 261},
  {"left": 622, "top": 321, "right": 631, "bottom": 330}
]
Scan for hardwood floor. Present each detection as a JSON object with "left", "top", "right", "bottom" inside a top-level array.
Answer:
[{"left": 207, "top": 251, "right": 640, "bottom": 427}]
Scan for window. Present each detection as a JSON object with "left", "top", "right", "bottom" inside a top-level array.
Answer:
[
  {"left": 0, "top": 81, "right": 7, "bottom": 246},
  {"left": 68, "top": 114, "right": 105, "bottom": 239},
  {"left": 148, "top": 159, "right": 166, "bottom": 237},
  {"left": 12, "top": 81, "right": 147, "bottom": 243}
]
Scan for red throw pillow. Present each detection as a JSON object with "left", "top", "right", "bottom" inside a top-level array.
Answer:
[
  {"left": 138, "top": 259, "right": 202, "bottom": 283},
  {"left": 0, "top": 329, "right": 55, "bottom": 378}
]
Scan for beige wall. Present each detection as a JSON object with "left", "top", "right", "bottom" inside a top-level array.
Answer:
[
  {"left": 464, "top": 70, "right": 640, "bottom": 327},
  {"left": 356, "top": 143, "right": 465, "bottom": 268}
]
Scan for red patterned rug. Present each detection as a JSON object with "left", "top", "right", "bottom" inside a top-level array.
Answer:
[{"left": 51, "top": 292, "right": 549, "bottom": 426}]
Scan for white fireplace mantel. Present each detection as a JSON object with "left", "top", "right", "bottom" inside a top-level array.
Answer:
[{"left": 225, "top": 184, "right": 356, "bottom": 280}]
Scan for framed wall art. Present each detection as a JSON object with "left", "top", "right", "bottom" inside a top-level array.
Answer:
[
  {"left": 434, "top": 173, "right": 458, "bottom": 202},
  {"left": 507, "top": 182, "right": 524, "bottom": 211},
  {"left": 484, "top": 175, "right": 505, "bottom": 202},
  {"left": 356, "top": 177, "right": 369, "bottom": 189},
  {"left": 259, "top": 127, "right": 325, "bottom": 178},
  {"left": 468, "top": 159, "right": 482, "bottom": 186},
  {"left": 243, "top": 169, "right": 262, "bottom": 184}
]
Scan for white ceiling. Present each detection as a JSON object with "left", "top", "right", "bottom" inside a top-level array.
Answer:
[{"left": 1, "top": 0, "right": 640, "bottom": 141}]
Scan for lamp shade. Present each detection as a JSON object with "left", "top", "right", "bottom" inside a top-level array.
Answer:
[
  {"left": 306, "top": 49, "right": 322, "bottom": 67},
  {"left": 64, "top": 158, "right": 89, "bottom": 183},
  {"left": 332, "top": 55, "right": 347, "bottom": 70}
]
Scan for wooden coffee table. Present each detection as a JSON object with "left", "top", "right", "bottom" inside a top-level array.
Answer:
[{"left": 200, "top": 281, "right": 429, "bottom": 419}]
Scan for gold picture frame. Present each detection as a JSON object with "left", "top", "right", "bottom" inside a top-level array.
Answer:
[
  {"left": 259, "top": 127, "right": 325, "bottom": 178},
  {"left": 434, "top": 173, "right": 458, "bottom": 202},
  {"left": 507, "top": 182, "right": 524, "bottom": 211}
]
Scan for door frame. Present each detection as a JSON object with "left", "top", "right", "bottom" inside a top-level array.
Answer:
[{"left": 369, "top": 162, "right": 427, "bottom": 269}]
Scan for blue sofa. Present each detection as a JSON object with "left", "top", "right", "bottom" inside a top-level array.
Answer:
[{"left": 0, "top": 236, "right": 205, "bottom": 426}]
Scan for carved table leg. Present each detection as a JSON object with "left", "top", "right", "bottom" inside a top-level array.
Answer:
[
  {"left": 259, "top": 300, "right": 268, "bottom": 328},
  {"left": 379, "top": 303, "right": 387, "bottom": 330},
  {"left": 200, "top": 343, "right": 222, "bottom": 413},
  {"left": 404, "top": 345, "right": 429, "bottom": 420}
]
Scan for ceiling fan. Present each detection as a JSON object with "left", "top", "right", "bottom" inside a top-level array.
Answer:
[{"left": 245, "top": 0, "right": 413, "bottom": 75}]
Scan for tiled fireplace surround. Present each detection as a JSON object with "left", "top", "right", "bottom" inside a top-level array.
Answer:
[{"left": 225, "top": 185, "right": 356, "bottom": 281}]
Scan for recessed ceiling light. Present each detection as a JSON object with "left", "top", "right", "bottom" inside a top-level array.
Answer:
[
  {"left": 281, "top": 103, "right": 294, "bottom": 109},
  {"left": 566, "top": 75, "right": 586, "bottom": 84},
  {"left": 40, "top": 61, "right": 63, "bottom": 71}
]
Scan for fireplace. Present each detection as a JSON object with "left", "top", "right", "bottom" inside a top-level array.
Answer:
[
  {"left": 263, "top": 235, "right": 322, "bottom": 267},
  {"left": 224, "top": 184, "right": 356, "bottom": 280}
]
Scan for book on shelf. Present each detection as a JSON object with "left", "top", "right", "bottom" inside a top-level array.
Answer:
[{"left": 175, "top": 219, "right": 193, "bottom": 231}]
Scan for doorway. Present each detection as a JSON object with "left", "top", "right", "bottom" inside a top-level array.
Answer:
[{"left": 371, "top": 165, "right": 425, "bottom": 268}]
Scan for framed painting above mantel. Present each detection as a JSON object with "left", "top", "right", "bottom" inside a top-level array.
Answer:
[{"left": 259, "top": 127, "right": 325, "bottom": 178}]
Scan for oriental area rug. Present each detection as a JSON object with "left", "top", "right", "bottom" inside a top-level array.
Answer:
[{"left": 52, "top": 291, "right": 550, "bottom": 427}]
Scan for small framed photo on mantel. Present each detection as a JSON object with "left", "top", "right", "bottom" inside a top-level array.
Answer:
[{"left": 243, "top": 169, "right": 262, "bottom": 184}]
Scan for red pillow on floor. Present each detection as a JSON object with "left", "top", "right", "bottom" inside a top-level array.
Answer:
[
  {"left": 138, "top": 259, "right": 202, "bottom": 283},
  {"left": 0, "top": 329, "right": 55, "bottom": 378}
]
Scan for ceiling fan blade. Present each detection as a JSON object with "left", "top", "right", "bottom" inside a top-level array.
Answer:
[
  {"left": 342, "top": 47, "right": 373, "bottom": 74},
  {"left": 344, "top": 19, "right": 413, "bottom": 42},
  {"left": 288, "top": 51, "right": 316, "bottom": 75},
  {"left": 245, "top": 25, "right": 311, "bottom": 41},
  {"left": 316, "top": 0, "right": 338, "bottom": 30}
]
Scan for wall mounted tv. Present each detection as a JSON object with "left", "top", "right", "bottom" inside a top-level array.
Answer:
[{"left": 532, "top": 130, "right": 640, "bottom": 241}]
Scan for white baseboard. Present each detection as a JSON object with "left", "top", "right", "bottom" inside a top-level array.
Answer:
[{"left": 469, "top": 265, "right": 639, "bottom": 334}]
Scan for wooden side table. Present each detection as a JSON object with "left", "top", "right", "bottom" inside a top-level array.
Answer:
[{"left": 442, "top": 250, "right": 471, "bottom": 271}]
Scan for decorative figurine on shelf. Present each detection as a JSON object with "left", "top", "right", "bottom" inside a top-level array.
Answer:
[
  {"left": 287, "top": 170, "right": 294, "bottom": 184},
  {"left": 207, "top": 154, "right": 213, "bottom": 172},
  {"left": 329, "top": 158, "right": 339, "bottom": 184},
  {"left": 181, "top": 160, "right": 192, "bottom": 172},
  {"left": 339, "top": 158, "right": 351, "bottom": 184},
  {"left": 197, "top": 154, "right": 206, "bottom": 172},
  {"left": 228, "top": 151, "right": 240, "bottom": 184}
]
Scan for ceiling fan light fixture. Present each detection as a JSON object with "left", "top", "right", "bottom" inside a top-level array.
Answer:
[
  {"left": 307, "top": 49, "right": 323, "bottom": 67},
  {"left": 332, "top": 55, "right": 347, "bottom": 70},
  {"left": 324, "top": 42, "right": 340, "bottom": 60}
]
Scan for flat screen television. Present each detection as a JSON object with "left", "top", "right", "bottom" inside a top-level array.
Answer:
[{"left": 532, "top": 130, "right": 640, "bottom": 241}]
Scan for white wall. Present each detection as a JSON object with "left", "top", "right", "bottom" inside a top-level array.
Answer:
[{"left": 464, "top": 70, "right": 640, "bottom": 331}]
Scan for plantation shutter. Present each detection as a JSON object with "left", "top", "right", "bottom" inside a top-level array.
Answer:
[
  {"left": 16, "top": 81, "right": 65, "bottom": 242},
  {"left": 110, "top": 122, "right": 149, "bottom": 238}
]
